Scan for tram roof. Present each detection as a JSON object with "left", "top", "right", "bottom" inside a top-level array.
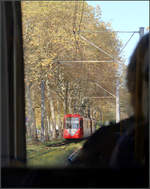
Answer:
[{"left": 64, "top": 114, "right": 81, "bottom": 118}]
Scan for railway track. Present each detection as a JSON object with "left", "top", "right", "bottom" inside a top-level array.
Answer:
[
  {"left": 45, "top": 137, "right": 88, "bottom": 147},
  {"left": 27, "top": 138, "right": 88, "bottom": 167}
]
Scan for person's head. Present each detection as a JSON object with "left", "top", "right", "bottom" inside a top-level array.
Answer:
[{"left": 127, "top": 33, "right": 149, "bottom": 122}]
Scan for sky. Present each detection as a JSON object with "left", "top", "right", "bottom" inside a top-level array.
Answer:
[{"left": 87, "top": 1, "right": 149, "bottom": 65}]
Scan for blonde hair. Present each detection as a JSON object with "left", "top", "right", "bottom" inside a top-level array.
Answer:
[
  {"left": 127, "top": 33, "right": 149, "bottom": 163},
  {"left": 127, "top": 33, "right": 149, "bottom": 121}
]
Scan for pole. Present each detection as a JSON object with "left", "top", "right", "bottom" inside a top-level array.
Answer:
[
  {"left": 139, "top": 27, "right": 144, "bottom": 39},
  {"left": 116, "top": 78, "right": 120, "bottom": 123},
  {"left": 134, "top": 27, "right": 145, "bottom": 162},
  {"left": 115, "top": 28, "right": 145, "bottom": 123}
]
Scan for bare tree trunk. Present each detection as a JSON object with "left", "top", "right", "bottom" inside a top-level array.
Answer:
[
  {"left": 68, "top": 94, "right": 72, "bottom": 114},
  {"left": 98, "top": 108, "right": 103, "bottom": 123},
  {"left": 64, "top": 81, "right": 69, "bottom": 114},
  {"left": 88, "top": 106, "right": 91, "bottom": 118},
  {"left": 50, "top": 98, "right": 57, "bottom": 139},
  {"left": 32, "top": 108, "right": 38, "bottom": 141},
  {"left": 44, "top": 112, "right": 49, "bottom": 141},
  {"left": 41, "top": 80, "right": 45, "bottom": 142},
  {"left": 47, "top": 115, "right": 51, "bottom": 139},
  {"left": 57, "top": 100, "right": 63, "bottom": 138},
  {"left": 25, "top": 118, "right": 31, "bottom": 137},
  {"left": 46, "top": 81, "right": 57, "bottom": 139},
  {"left": 26, "top": 83, "right": 37, "bottom": 140}
]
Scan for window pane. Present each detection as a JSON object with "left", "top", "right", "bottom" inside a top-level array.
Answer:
[{"left": 21, "top": 1, "right": 135, "bottom": 168}]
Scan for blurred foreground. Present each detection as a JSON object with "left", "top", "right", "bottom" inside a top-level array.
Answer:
[{"left": 26, "top": 138, "right": 86, "bottom": 168}]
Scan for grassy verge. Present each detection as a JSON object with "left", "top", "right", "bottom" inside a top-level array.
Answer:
[{"left": 26, "top": 138, "right": 86, "bottom": 168}]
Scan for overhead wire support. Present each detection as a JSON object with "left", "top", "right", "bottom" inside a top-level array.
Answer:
[
  {"left": 95, "top": 82, "right": 116, "bottom": 98},
  {"left": 79, "top": 30, "right": 140, "bottom": 33},
  {"left": 58, "top": 60, "right": 114, "bottom": 64},
  {"left": 79, "top": 34, "right": 114, "bottom": 59},
  {"left": 114, "top": 28, "right": 144, "bottom": 123},
  {"left": 78, "top": 79, "right": 116, "bottom": 98},
  {"left": 119, "top": 32, "right": 135, "bottom": 55},
  {"left": 78, "top": 0, "right": 84, "bottom": 33},
  {"left": 45, "top": 96, "right": 115, "bottom": 99},
  {"left": 72, "top": 1, "right": 79, "bottom": 58}
]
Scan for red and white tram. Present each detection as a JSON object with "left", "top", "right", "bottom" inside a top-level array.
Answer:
[{"left": 63, "top": 114, "right": 96, "bottom": 139}]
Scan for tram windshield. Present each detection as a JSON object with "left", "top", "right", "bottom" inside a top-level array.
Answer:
[{"left": 65, "top": 117, "right": 79, "bottom": 129}]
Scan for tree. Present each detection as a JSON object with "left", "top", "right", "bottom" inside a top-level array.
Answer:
[{"left": 22, "top": 1, "right": 123, "bottom": 141}]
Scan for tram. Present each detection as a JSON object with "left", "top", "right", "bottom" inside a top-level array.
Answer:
[{"left": 63, "top": 114, "right": 96, "bottom": 139}]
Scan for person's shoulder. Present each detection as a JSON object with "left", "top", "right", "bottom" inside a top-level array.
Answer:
[
  {"left": 82, "top": 116, "right": 135, "bottom": 151},
  {"left": 84, "top": 123, "right": 116, "bottom": 146},
  {"left": 87, "top": 116, "right": 134, "bottom": 140},
  {"left": 82, "top": 121, "right": 121, "bottom": 153}
]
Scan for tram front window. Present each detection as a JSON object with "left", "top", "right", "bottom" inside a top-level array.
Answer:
[
  {"left": 72, "top": 123, "right": 79, "bottom": 129},
  {"left": 66, "top": 118, "right": 79, "bottom": 129}
]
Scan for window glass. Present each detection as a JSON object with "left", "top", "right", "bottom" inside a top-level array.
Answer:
[
  {"left": 21, "top": 1, "right": 138, "bottom": 168},
  {"left": 66, "top": 117, "right": 79, "bottom": 129}
]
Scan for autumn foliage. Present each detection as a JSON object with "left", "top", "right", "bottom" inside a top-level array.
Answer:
[{"left": 22, "top": 1, "right": 124, "bottom": 142}]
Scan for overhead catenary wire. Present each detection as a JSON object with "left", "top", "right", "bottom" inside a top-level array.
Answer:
[
  {"left": 79, "top": 30, "right": 140, "bottom": 33},
  {"left": 119, "top": 32, "right": 135, "bottom": 55},
  {"left": 95, "top": 82, "right": 116, "bottom": 98},
  {"left": 78, "top": 0, "right": 85, "bottom": 33},
  {"left": 72, "top": 1, "right": 78, "bottom": 34},
  {"left": 81, "top": 79, "right": 116, "bottom": 98},
  {"left": 73, "top": 1, "right": 90, "bottom": 94},
  {"left": 38, "top": 96, "right": 115, "bottom": 99},
  {"left": 72, "top": 1, "right": 79, "bottom": 58},
  {"left": 72, "top": 1, "right": 84, "bottom": 64},
  {"left": 79, "top": 34, "right": 114, "bottom": 59},
  {"left": 64, "top": 7, "right": 143, "bottom": 125},
  {"left": 58, "top": 60, "right": 114, "bottom": 63}
]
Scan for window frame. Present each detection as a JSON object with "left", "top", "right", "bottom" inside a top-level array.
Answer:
[
  {"left": 0, "top": 2, "right": 148, "bottom": 188},
  {"left": 1, "top": 1, "right": 26, "bottom": 167}
]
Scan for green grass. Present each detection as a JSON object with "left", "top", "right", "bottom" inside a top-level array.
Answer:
[{"left": 26, "top": 139, "right": 86, "bottom": 168}]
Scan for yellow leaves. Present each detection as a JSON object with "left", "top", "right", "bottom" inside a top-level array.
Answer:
[
  {"left": 41, "top": 58, "right": 53, "bottom": 67},
  {"left": 22, "top": 1, "right": 49, "bottom": 18},
  {"left": 22, "top": 0, "right": 124, "bottom": 124},
  {"left": 23, "top": 0, "right": 121, "bottom": 89},
  {"left": 100, "top": 22, "right": 106, "bottom": 28},
  {"left": 112, "top": 62, "right": 118, "bottom": 69}
]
